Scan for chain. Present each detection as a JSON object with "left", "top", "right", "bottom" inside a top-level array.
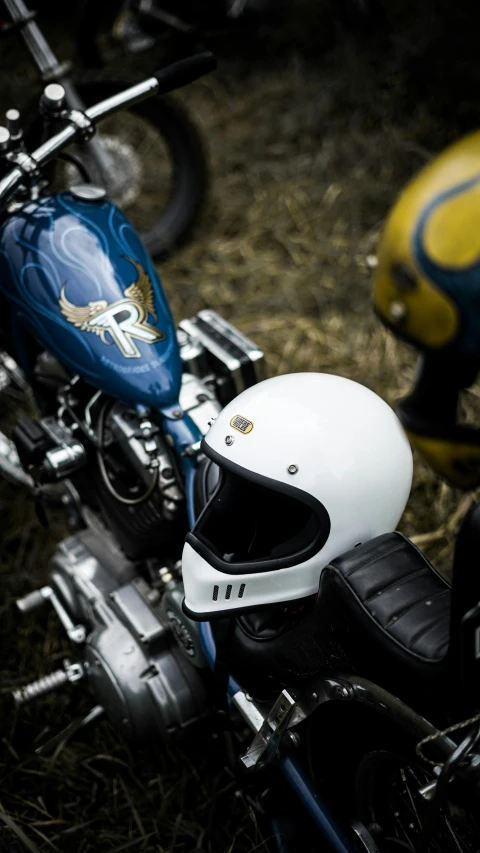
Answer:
[{"left": 416, "top": 712, "right": 480, "bottom": 767}]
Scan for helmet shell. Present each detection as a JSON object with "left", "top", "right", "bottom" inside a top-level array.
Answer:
[
  {"left": 374, "top": 131, "right": 480, "bottom": 358},
  {"left": 183, "top": 373, "right": 413, "bottom": 618}
]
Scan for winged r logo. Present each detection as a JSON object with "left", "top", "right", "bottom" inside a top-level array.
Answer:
[{"left": 59, "top": 256, "right": 166, "bottom": 359}]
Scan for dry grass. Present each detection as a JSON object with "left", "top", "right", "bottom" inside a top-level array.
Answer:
[{"left": 2, "top": 0, "right": 480, "bottom": 849}]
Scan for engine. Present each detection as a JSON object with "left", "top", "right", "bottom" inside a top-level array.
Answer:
[
  {"left": 48, "top": 526, "right": 208, "bottom": 742},
  {"left": 10, "top": 309, "right": 265, "bottom": 744}
]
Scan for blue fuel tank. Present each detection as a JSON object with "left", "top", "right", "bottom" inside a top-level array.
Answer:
[{"left": 0, "top": 191, "right": 182, "bottom": 407}]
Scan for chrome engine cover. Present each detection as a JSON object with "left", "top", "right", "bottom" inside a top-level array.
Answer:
[{"left": 49, "top": 527, "right": 207, "bottom": 743}]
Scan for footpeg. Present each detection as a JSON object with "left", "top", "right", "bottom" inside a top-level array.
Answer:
[{"left": 12, "top": 659, "right": 84, "bottom": 706}]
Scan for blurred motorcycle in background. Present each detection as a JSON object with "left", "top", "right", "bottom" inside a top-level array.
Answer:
[{"left": 0, "top": 0, "right": 209, "bottom": 259}]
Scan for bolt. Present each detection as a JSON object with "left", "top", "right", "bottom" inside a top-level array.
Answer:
[
  {"left": 287, "top": 464, "right": 298, "bottom": 475},
  {"left": 0, "top": 126, "right": 11, "bottom": 154},
  {"left": 172, "top": 409, "right": 183, "bottom": 419},
  {"left": 312, "top": 692, "right": 318, "bottom": 701},
  {"left": 388, "top": 300, "right": 407, "bottom": 323},
  {"left": 161, "top": 467, "right": 174, "bottom": 480},
  {"left": 225, "top": 435, "right": 234, "bottom": 446}
]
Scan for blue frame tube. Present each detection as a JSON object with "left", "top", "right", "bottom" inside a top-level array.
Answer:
[
  {"left": 280, "top": 756, "right": 354, "bottom": 853},
  {"left": 182, "top": 438, "right": 356, "bottom": 853},
  {"left": 197, "top": 617, "right": 355, "bottom": 852}
]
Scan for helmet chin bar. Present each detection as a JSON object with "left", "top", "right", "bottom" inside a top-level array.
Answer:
[{"left": 182, "top": 539, "right": 354, "bottom": 621}]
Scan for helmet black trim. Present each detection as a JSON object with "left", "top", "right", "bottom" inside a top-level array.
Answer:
[{"left": 185, "top": 440, "right": 331, "bottom": 576}]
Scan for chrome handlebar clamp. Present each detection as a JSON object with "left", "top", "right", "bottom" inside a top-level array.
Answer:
[
  {"left": 6, "top": 149, "right": 40, "bottom": 179},
  {"left": 66, "top": 109, "right": 95, "bottom": 143}
]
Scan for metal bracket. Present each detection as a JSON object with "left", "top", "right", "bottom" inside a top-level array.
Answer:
[
  {"left": 235, "top": 688, "right": 298, "bottom": 769},
  {"left": 232, "top": 677, "right": 361, "bottom": 771},
  {"left": 66, "top": 109, "right": 95, "bottom": 142}
]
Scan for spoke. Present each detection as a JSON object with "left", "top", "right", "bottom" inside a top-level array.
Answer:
[
  {"left": 408, "top": 764, "right": 430, "bottom": 788},
  {"left": 445, "top": 814, "right": 469, "bottom": 853},
  {"left": 401, "top": 767, "right": 421, "bottom": 827}
]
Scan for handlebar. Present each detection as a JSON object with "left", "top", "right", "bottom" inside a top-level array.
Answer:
[{"left": 0, "top": 51, "right": 217, "bottom": 212}]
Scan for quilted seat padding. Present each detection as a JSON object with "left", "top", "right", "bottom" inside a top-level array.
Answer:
[{"left": 321, "top": 532, "right": 451, "bottom": 667}]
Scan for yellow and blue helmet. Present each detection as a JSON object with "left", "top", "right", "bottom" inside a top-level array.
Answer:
[{"left": 374, "top": 132, "right": 480, "bottom": 489}]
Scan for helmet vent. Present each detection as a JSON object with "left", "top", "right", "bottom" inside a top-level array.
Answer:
[
  {"left": 212, "top": 585, "right": 219, "bottom": 601},
  {"left": 225, "top": 584, "right": 232, "bottom": 600},
  {"left": 238, "top": 584, "right": 246, "bottom": 599}
]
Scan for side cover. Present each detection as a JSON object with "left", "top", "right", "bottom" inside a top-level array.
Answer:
[{"left": 0, "top": 192, "right": 182, "bottom": 407}]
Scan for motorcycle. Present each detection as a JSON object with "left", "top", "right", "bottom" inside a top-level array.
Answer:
[
  {"left": 76, "top": 0, "right": 286, "bottom": 67},
  {"left": 0, "top": 51, "right": 480, "bottom": 853},
  {"left": 0, "top": 0, "right": 209, "bottom": 259}
]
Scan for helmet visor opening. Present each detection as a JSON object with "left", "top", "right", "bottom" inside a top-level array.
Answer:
[{"left": 194, "top": 469, "right": 326, "bottom": 567}]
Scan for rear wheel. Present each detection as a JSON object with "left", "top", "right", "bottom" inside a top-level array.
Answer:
[{"left": 355, "top": 750, "right": 480, "bottom": 853}]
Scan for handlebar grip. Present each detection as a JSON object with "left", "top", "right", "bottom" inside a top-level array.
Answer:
[{"left": 153, "top": 51, "right": 217, "bottom": 96}]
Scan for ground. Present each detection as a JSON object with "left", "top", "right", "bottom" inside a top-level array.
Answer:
[{"left": 0, "top": 1, "right": 480, "bottom": 850}]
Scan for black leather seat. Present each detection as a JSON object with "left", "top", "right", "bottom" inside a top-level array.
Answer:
[
  {"left": 319, "top": 532, "right": 452, "bottom": 700},
  {"left": 219, "top": 531, "right": 454, "bottom": 706}
]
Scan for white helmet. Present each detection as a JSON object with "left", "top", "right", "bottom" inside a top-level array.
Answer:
[{"left": 182, "top": 373, "right": 413, "bottom": 620}]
